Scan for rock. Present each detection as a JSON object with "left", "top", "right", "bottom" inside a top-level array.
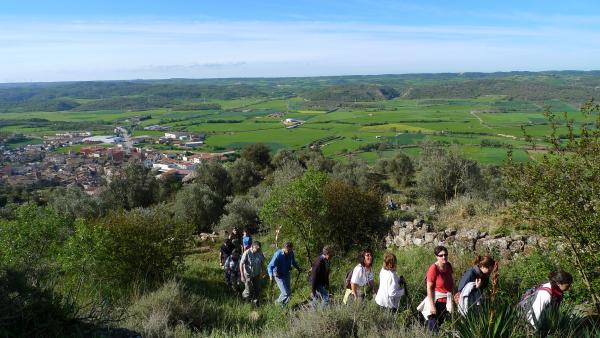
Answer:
[
  {"left": 445, "top": 236, "right": 456, "bottom": 246},
  {"left": 394, "top": 237, "right": 406, "bottom": 247},
  {"left": 413, "top": 238, "right": 424, "bottom": 246},
  {"left": 511, "top": 235, "right": 525, "bottom": 242},
  {"left": 478, "top": 232, "right": 488, "bottom": 239},
  {"left": 509, "top": 240, "right": 525, "bottom": 253},
  {"left": 424, "top": 232, "right": 437, "bottom": 244},
  {"left": 445, "top": 228, "right": 457, "bottom": 237},
  {"left": 437, "top": 231, "right": 447, "bottom": 240},
  {"left": 482, "top": 238, "right": 509, "bottom": 251},
  {"left": 413, "top": 219, "right": 422, "bottom": 226},
  {"left": 527, "top": 236, "right": 538, "bottom": 246},
  {"left": 456, "top": 229, "right": 479, "bottom": 241}
]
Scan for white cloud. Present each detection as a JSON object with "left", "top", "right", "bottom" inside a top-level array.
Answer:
[{"left": 0, "top": 19, "right": 598, "bottom": 82}]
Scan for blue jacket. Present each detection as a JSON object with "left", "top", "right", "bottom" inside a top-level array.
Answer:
[
  {"left": 267, "top": 249, "right": 300, "bottom": 278},
  {"left": 242, "top": 235, "right": 252, "bottom": 249},
  {"left": 458, "top": 266, "right": 487, "bottom": 292}
]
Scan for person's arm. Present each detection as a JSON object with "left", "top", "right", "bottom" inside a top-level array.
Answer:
[
  {"left": 350, "top": 266, "right": 361, "bottom": 299},
  {"left": 457, "top": 268, "right": 473, "bottom": 292},
  {"left": 267, "top": 252, "right": 278, "bottom": 279},
  {"left": 309, "top": 259, "right": 318, "bottom": 295},
  {"left": 426, "top": 265, "right": 437, "bottom": 315},
  {"left": 239, "top": 251, "right": 247, "bottom": 282},
  {"left": 389, "top": 272, "right": 402, "bottom": 298}
]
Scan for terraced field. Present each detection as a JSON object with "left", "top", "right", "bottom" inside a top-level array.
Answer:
[{"left": 1, "top": 88, "right": 593, "bottom": 164}]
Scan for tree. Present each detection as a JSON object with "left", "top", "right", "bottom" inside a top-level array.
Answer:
[
  {"left": 376, "top": 153, "right": 415, "bottom": 187},
  {"left": 228, "top": 158, "right": 262, "bottom": 194},
  {"left": 261, "top": 170, "right": 384, "bottom": 262},
  {"left": 331, "top": 159, "right": 381, "bottom": 191},
  {"left": 173, "top": 183, "right": 225, "bottom": 233},
  {"left": 100, "top": 163, "right": 158, "bottom": 210},
  {"left": 417, "top": 143, "right": 482, "bottom": 202},
  {"left": 241, "top": 143, "right": 271, "bottom": 169},
  {"left": 271, "top": 149, "right": 300, "bottom": 169},
  {"left": 49, "top": 186, "right": 102, "bottom": 221},
  {"left": 505, "top": 100, "right": 600, "bottom": 312},
  {"left": 61, "top": 204, "right": 192, "bottom": 292},
  {"left": 193, "top": 161, "right": 232, "bottom": 198},
  {"left": 217, "top": 195, "right": 261, "bottom": 232}
]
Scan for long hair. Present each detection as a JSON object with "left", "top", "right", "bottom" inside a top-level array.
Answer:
[
  {"left": 474, "top": 255, "right": 496, "bottom": 270},
  {"left": 359, "top": 249, "right": 373, "bottom": 267},
  {"left": 549, "top": 271, "right": 573, "bottom": 287}
]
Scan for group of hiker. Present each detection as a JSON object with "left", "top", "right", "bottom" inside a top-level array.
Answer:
[{"left": 219, "top": 229, "right": 573, "bottom": 332}]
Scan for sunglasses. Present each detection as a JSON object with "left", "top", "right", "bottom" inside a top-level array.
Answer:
[{"left": 437, "top": 253, "right": 448, "bottom": 257}]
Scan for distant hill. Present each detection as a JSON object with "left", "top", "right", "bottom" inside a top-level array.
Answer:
[
  {"left": 303, "top": 84, "right": 400, "bottom": 102},
  {"left": 1, "top": 71, "right": 600, "bottom": 112}
]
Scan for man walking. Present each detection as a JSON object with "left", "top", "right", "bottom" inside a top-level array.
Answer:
[
  {"left": 267, "top": 242, "right": 302, "bottom": 307},
  {"left": 310, "top": 245, "right": 333, "bottom": 308},
  {"left": 240, "top": 241, "right": 265, "bottom": 305}
]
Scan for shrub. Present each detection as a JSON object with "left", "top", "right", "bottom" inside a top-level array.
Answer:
[
  {"left": 505, "top": 100, "right": 600, "bottom": 311},
  {"left": 173, "top": 183, "right": 225, "bottom": 233},
  {"left": 125, "top": 279, "right": 209, "bottom": 338},
  {"left": 0, "top": 204, "right": 69, "bottom": 272},
  {"left": 266, "top": 302, "right": 434, "bottom": 338},
  {"left": 261, "top": 170, "right": 383, "bottom": 262},
  {"left": 60, "top": 205, "right": 192, "bottom": 295},
  {"left": 100, "top": 163, "right": 159, "bottom": 210},
  {"left": 417, "top": 143, "right": 483, "bottom": 203}
]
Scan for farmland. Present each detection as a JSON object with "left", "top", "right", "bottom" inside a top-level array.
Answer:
[{"left": 2, "top": 71, "right": 599, "bottom": 164}]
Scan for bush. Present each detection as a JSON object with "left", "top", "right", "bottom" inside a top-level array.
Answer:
[
  {"left": 417, "top": 143, "right": 483, "bottom": 203},
  {"left": 125, "top": 279, "right": 209, "bottom": 338},
  {"left": 0, "top": 266, "right": 80, "bottom": 337},
  {"left": 267, "top": 302, "right": 434, "bottom": 338},
  {"left": 173, "top": 183, "right": 225, "bottom": 233},
  {"left": 100, "top": 163, "right": 159, "bottom": 210},
  {"left": 0, "top": 204, "right": 69, "bottom": 272},
  {"left": 261, "top": 170, "right": 383, "bottom": 262},
  {"left": 49, "top": 186, "right": 103, "bottom": 221},
  {"left": 60, "top": 205, "right": 193, "bottom": 295}
]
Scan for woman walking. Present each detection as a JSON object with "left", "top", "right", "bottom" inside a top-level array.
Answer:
[
  {"left": 523, "top": 271, "right": 573, "bottom": 329},
  {"left": 456, "top": 255, "right": 496, "bottom": 315},
  {"left": 375, "top": 252, "right": 406, "bottom": 312},
  {"left": 343, "top": 249, "right": 375, "bottom": 304},
  {"left": 417, "top": 246, "right": 454, "bottom": 333}
]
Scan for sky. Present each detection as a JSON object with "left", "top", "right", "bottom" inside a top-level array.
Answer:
[{"left": 1, "top": 0, "right": 599, "bottom": 82}]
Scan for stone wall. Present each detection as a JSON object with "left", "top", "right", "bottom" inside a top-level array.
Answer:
[{"left": 385, "top": 219, "right": 545, "bottom": 259}]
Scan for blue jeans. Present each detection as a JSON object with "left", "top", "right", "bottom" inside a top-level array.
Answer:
[
  {"left": 310, "top": 285, "right": 330, "bottom": 309},
  {"left": 274, "top": 275, "right": 292, "bottom": 306}
]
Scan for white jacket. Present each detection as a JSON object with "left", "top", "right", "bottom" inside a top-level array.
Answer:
[
  {"left": 374, "top": 268, "right": 405, "bottom": 309},
  {"left": 528, "top": 282, "right": 554, "bottom": 328},
  {"left": 417, "top": 292, "right": 453, "bottom": 319},
  {"left": 458, "top": 281, "right": 482, "bottom": 316}
]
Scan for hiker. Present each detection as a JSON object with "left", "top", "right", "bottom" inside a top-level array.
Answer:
[
  {"left": 343, "top": 249, "right": 375, "bottom": 304},
  {"left": 224, "top": 249, "right": 242, "bottom": 292},
  {"left": 267, "top": 242, "right": 302, "bottom": 306},
  {"left": 240, "top": 241, "right": 265, "bottom": 305},
  {"left": 309, "top": 245, "right": 333, "bottom": 308},
  {"left": 242, "top": 228, "right": 253, "bottom": 251},
  {"left": 375, "top": 252, "right": 406, "bottom": 313},
  {"left": 231, "top": 227, "right": 242, "bottom": 251},
  {"left": 219, "top": 236, "right": 235, "bottom": 268},
  {"left": 522, "top": 271, "right": 573, "bottom": 329},
  {"left": 386, "top": 197, "right": 397, "bottom": 210},
  {"left": 417, "top": 246, "right": 454, "bottom": 333},
  {"left": 456, "top": 255, "right": 496, "bottom": 316}
]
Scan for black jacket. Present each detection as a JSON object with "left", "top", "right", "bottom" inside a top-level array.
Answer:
[{"left": 309, "top": 255, "right": 330, "bottom": 293}]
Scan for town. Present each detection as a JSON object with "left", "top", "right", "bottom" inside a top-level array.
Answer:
[{"left": 0, "top": 128, "right": 233, "bottom": 195}]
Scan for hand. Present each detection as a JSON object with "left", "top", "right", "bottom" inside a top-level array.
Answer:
[
  {"left": 269, "top": 276, "right": 273, "bottom": 283},
  {"left": 430, "top": 302, "right": 437, "bottom": 315},
  {"left": 475, "top": 278, "right": 482, "bottom": 289}
]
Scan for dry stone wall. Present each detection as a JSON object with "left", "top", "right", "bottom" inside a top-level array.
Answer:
[{"left": 385, "top": 219, "right": 546, "bottom": 258}]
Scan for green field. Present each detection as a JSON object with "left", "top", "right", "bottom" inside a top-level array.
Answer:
[{"left": 2, "top": 73, "right": 597, "bottom": 164}]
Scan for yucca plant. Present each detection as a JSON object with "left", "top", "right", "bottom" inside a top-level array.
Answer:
[{"left": 454, "top": 301, "right": 526, "bottom": 338}]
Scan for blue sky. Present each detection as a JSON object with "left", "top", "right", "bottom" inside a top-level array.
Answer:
[{"left": 1, "top": 0, "right": 599, "bottom": 82}]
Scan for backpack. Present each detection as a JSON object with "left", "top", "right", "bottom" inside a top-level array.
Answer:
[
  {"left": 518, "top": 285, "right": 553, "bottom": 314},
  {"left": 344, "top": 268, "right": 354, "bottom": 289}
]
